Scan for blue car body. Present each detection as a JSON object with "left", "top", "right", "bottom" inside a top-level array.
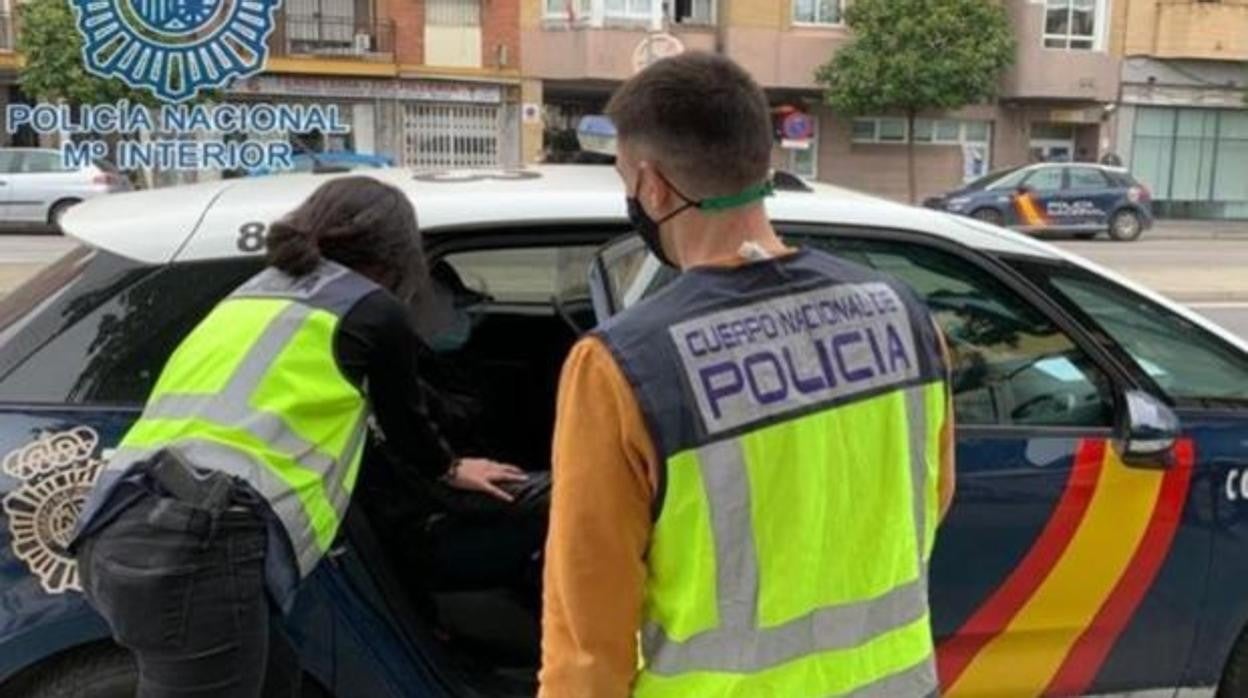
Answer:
[
  {"left": 924, "top": 163, "right": 1155, "bottom": 239},
  {"left": 2, "top": 166, "right": 1248, "bottom": 697}
]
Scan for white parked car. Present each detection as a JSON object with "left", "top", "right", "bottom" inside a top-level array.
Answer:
[{"left": 0, "top": 148, "right": 132, "bottom": 231}]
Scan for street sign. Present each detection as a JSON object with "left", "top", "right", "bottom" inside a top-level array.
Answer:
[
  {"left": 782, "top": 112, "right": 815, "bottom": 141},
  {"left": 632, "top": 33, "right": 686, "bottom": 74}
]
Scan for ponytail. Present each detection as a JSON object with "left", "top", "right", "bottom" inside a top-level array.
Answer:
[{"left": 265, "top": 219, "right": 323, "bottom": 277}]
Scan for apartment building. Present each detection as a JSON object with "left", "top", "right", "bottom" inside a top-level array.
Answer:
[
  {"left": 231, "top": 0, "right": 524, "bottom": 169},
  {"left": 0, "top": 0, "right": 525, "bottom": 170},
  {"left": 1111, "top": 0, "right": 1248, "bottom": 219},
  {"left": 522, "top": 0, "right": 1124, "bottom": 202}
]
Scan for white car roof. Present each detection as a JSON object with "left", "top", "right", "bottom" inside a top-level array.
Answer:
[
  {"left": 58, "top": 165, "right": 1247, "bottom": 354},
  {"left": 62, "top": 165, "right": 1061, "bottom": 264}
]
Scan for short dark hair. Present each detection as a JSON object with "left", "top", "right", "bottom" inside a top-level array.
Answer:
[{"left": 606, "top": 52, "right": 773, "bottom": 199}]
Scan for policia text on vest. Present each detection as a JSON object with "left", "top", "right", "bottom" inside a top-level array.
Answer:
[{"left": 674, "top": 282, "right": 918, "bottom": 434}]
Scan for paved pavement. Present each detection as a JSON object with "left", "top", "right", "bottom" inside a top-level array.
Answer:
[
  {"left": 1045, "top": 219, "right": 1248, "bottom": 341},
  {"left": 0, "top": 235, "right": 77, "bottom": 296}
]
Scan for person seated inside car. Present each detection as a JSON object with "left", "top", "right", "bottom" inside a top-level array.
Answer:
[{"left": 357, "top": 258, "right": 552, "bottom": 653}]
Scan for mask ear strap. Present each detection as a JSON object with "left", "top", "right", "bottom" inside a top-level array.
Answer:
[{"left": 698, "top": 181, "right": 776, "bottom": 212}]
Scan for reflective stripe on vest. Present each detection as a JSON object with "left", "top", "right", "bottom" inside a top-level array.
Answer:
[
  {"left": 594, "top": 252, "right": 947, "bottom": 698},
  {"left": 104, "top": 262, "right": 374, "bottom": 578},
  {"left": 638, "top": 384, "right": 938, "bottom": 694}
]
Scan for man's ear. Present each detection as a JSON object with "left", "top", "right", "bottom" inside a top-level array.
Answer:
[{"left": 637, "top": 162, "right": 670, "bottom": 213}]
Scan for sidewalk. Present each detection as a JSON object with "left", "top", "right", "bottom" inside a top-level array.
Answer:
[{"left": 1150, "top": 219, "right": 1248, "bottom": 240}]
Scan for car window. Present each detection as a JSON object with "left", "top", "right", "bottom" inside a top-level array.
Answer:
[
  {"left": 793, "top": 236, "right": 1113, "bottom": 427},
  {"left": 987, "top": 167, "right": 1031, "bottom": 191},
  {"left": 444, "top": 246, "right": 600, "bottom": 305},
  {"left": 18, "top": 151, "right": 66, "bottom": 173},
  {"left": 964, "top": 166, "right": 1024, "bottom": 192},
  {"left": 1034, "top": 265, "right": 1248, "bottom": 401},
  {"left": 1023, "top": 167, "right": 1064, "bottom": 192},
  {"left": 1067, "top": 167, "right": 1111, "bottom": 190},
  {"left": 0, "top": 259, "right": 261, "bottom": 405},
  {"left": 0, "top": 151, "right": 20, "bottom": 174}
]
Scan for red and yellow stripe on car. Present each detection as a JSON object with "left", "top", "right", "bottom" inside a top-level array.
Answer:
[
  {"left": 937, "top": 438, "right": 1196, "bottom": 697},
  {"left": 1014, "top": 191, "right": 1049, "bottom": 229}
]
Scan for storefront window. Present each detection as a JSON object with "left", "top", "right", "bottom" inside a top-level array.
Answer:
[
  {"left": 1214, "top": 112, "right": 1248, "bottom": 203},
  {"left": 853, "top": 117, "right": 991, "bottom": 147},
  {"left": 1131, "top": 107, "right": 1248, "bottom": 205},
  {"left": 878, "top": 118, "right": 907, "bottom": 142},
  {"left": 1044, "top": 0, "right": 1100, "bottom": 50}
]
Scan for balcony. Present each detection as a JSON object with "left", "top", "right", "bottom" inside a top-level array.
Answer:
[{"left": 269, "top": 15, "right": 396, "bottom": 60}]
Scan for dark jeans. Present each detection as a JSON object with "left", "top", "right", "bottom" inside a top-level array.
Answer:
[{"left": 77, "top": 493, "right": 301, "bottom": 698}]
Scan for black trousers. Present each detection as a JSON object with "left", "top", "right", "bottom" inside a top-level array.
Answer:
[{"left": 77, "top": 493, "right": 301, "bottom": 698}]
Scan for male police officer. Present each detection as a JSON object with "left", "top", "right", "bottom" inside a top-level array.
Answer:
[{"left": 539, "top": 52, "right": 956, "bottom": 697}]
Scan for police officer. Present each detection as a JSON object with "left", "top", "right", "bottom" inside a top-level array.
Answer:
[
  {"left": 539, "top": 52, "right": 956, "bottom": 697},
  {"left": 71, "top": 177, "right": 528, "bottom": 697}
]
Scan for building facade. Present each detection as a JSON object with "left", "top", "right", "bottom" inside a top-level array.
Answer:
[
  {"left": 522, "top": 0, "right": 1126, "bottom": 203},
  {"left": 0, "top": 0, "right": 524, "bottom": 173},
  {"left": 231, "top": 0, "right": 524, "bottom": 171},
  {"left": 1111, "top": 0, "right": 1248, "bottom": 220}
]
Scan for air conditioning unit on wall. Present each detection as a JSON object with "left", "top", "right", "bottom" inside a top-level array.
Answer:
[{"left": 353, "top": 32, "right": 373, "bottom": 53}]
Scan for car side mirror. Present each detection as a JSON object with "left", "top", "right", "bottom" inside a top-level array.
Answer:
[{"left": 1117, "top": 390, "right": 1180, "bottom": 468}]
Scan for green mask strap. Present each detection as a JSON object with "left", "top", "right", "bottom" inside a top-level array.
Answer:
[{"left": 697, "top": 181, "right": 776, "bottom": 212}]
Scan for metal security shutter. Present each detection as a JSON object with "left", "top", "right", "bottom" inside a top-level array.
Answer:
[
  {"left": 403, "top": 103, "right": 502, "bottom": 170},
  {"left": 426, "top": 0, "right": 480, "bottom": 26}
]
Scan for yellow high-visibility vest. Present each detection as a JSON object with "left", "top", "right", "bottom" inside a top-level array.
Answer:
[
  {"left": 104, "top": 261, "right": 376, "bottom": 577},
  {"left": 595, "top": 249, "right": 948, "bottom": 697}
]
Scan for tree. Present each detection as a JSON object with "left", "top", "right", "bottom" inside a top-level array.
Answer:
[
  {"left": 816, "top": 0, "right": 1015, "bottom": 203},
  {"left": 16, "top": 0, "right": 157, "bottom": 107}
]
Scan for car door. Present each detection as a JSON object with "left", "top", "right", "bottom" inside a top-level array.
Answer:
[
  {"left": 588, "top": 231, "right": 1206, "bottom": 696},
  {"left": 1061, "top": 167, "right": 1117, "bottom": 231},
  {"left": 0, "top": 151, "right": 19, "bottom": 221},
  {"left": 8, "top": 151, "right": 66, "bottom": 224},
  {"left": 1012, "top": 257, "right": 1248, "bottom": 691},
  {"left": 0, "top": 251, "right": 261, "bottom": 677},
  {"left": 1016, "top": 166, "right": 1067, "bottom": 231}
]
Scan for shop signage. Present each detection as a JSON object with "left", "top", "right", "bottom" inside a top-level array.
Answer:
[{"left": 234, "top": 76, "right": 504, "bottom": 104}]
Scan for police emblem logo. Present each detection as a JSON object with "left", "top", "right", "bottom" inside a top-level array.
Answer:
[
  {"left": 71, "top": 0, "right": 280, "bottom": 102},
  {"left": 2, "top": 428, "right": 106, "bottom": 594}
]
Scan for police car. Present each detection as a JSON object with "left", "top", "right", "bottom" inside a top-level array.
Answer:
[
  {"left": 0, "top": 166, "right": 1246, "bottom": 697},
  {"left": 923, "top": 162, "right": 1155, "bottom": 241}
]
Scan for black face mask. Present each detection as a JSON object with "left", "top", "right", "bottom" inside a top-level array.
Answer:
[
  {"left": 626, "top": 171, "right": 775, "bottom": 268},
  {"left": 627, "top": 187, "right": 695, "bottom": 268}
]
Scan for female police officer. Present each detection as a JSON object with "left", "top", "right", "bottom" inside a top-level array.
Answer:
[{"left": 71, "top": 176, "right": 527, "bottom": 697}]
